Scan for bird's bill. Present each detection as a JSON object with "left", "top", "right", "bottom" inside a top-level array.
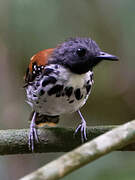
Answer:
[{"left": 96, "top": 51, "right": 119, "bottom": 61}]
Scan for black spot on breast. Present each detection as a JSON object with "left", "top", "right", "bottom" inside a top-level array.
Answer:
[
  {"left": 64, "top": 87, "right": 73, "bottom": 97},
  {"left": 29, "top": 91, "right": 32, "bottom": 95},
  {"left": 55, "top": 65, "right": 58, "bottom": 69},
  {"left": 39, "top": 89, "right": 45, "bottom": 96},
  {"left": 54, "top": 71, "right": 60, "bottom": 75},
  {"left": 87, "top": 80, "right": 90, "bottom": 84},
  {"left": 74, "top": 88, "right": 83, "bottom": 100},
  {"left": 90, "top": 73, "right": 93, "bottom": 81},
  {"left": 36, "top": 82, "right": 40, "bottom": 86},
  {"left": 69, "top": 100, "right": 74, "bottom": 103},
  {"left": 86, "top": 85, "right": 91, "bottom": 94},
  {"left": 48, "top": 84, "right": 63, "bottom": 96},
  {"left": 42, "top": 76, "right": 57, "bottom": 87},
  {"left": 33, "top": 86, "right": 37, "bottom": 90},
  {"left": 43, "top": 68, "right": 54, "bottom": 76}
]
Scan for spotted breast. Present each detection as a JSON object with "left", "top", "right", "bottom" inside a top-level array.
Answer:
[{"left": 26, "top": 63, "right": 94, "bottom": 116}]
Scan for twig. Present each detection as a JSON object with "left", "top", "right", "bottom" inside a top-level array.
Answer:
[
  {"left": 20, "top": 120, "right": 135, "bottom": 180},
  {"left": 0, "top": 125, "right": 135, "bottom": 155}
]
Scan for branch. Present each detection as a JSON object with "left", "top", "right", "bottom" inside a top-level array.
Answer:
[
  {"left": 0, "top": 125, "right": 135, "bottom": 155},
  {"left": 20, "top": 120, "right": 135, "bottom": 180}
]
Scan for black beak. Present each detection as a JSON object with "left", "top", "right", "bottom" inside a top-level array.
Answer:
[{"left": 96, "top": 51, "right": 119, "bottom": 61}]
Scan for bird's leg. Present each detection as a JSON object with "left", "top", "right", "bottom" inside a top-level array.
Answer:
[
  {"left": 28, "top": 111, "right": 39, "bottom": 152},
  {"left": 74, "top": 110, "right": 87, "bottom": 143}
]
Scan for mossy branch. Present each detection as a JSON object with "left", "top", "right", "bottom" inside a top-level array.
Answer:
[
  {"left": 20, "top": 120, "right": 135, "bottom": 180},
  {"left": 0, "top": 125, "right": 135, "bottom": 155}
]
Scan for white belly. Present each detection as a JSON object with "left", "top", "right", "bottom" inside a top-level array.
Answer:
[{"left": 26, "top": 64, "right": 93, "bottom": 116}]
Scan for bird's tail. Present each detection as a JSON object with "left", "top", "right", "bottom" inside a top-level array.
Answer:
[{"left": 29, "top": 111, "right": 59, "bottom": 127}]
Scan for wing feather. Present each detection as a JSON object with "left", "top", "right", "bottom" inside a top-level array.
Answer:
[{"left": 24, "top": 48, "right": 54, "bottom": 84}]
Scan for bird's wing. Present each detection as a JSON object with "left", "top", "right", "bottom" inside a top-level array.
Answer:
[{"left": 24, "top": 48, "right": 54, "bottom": 85}]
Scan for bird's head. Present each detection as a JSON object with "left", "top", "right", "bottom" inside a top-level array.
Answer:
[{"left": 49, "top": 37, "right": 118, "bottom": 74}]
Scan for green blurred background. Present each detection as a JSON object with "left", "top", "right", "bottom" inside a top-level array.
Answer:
[{"left": 0, "top": 0, "right": 135, "bottom": 179}]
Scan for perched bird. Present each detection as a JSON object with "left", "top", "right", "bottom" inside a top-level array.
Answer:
[{"left": 24, "top": 37, "right": 118, "bottom": 151}]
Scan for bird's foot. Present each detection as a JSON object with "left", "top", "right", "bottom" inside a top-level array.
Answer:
[
  {"left": 74, "top": 120, "right": 87, "bottom": 143},
  {"left": 28, "top": 112, "right": 39, "bottom": 152},
  {"left": 28, "top": 125, "right": 39, "bottom": 152}
]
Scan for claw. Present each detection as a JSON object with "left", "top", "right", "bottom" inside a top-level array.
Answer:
[
  {"left": 74, "top": 110, "right": 87, "bottom": 143},
  {"left": 28, "top": 112, "right": 39, "bottom": 152}
]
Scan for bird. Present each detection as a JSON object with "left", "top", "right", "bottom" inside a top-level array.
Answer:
[{"left": 24, "top": 37, "right": 118, "bottom": 151}]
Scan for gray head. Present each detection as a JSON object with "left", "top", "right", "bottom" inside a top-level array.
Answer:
[{"left": 49, "top": 37, "right": 118, "bottom": 74}]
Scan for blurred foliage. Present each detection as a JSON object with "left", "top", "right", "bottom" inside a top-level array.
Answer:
[{"left": 0, "top": 0, "right": 135, "bottom": 179}]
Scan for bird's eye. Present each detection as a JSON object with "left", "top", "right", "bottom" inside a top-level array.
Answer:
[{"left": 76, "top": 48, "right": 86, "bottom": 57}]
